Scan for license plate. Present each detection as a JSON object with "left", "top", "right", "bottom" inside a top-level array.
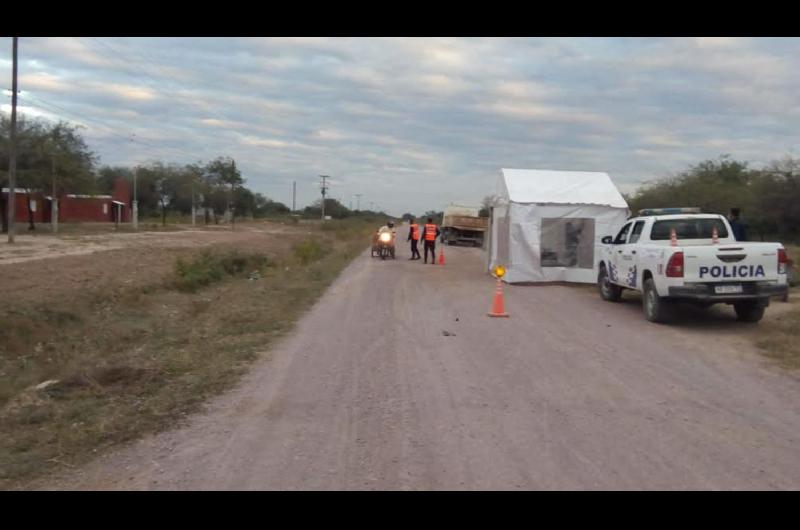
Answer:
[{"left": 715, "top": 284, "right": 743, "bottom": 294}]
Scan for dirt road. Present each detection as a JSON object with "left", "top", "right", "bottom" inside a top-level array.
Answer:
[{"left": 36, "top": 228, "right": 800, "bottom": 490}]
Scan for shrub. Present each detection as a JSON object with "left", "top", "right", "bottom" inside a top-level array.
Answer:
[
  {"left": 174, "top": 250, "right": 270, "bottom": 292},
  {"left": 292, "top": 238, "right": 329, "bottom": 265}
]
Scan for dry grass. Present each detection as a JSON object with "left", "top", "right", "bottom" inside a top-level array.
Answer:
[
  {"left": 756, "top": 300, "right": 800, "bottom": 370},
  {"left": 0, "top": 216, "right": 378, "bottom": 489}
]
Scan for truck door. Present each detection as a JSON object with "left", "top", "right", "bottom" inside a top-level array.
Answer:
[
  {"left": 609, "top": 221, "right": 632, "bottom": 286},
  {"left": 620, "top": 220, "right": 646, "bottom": 288}
]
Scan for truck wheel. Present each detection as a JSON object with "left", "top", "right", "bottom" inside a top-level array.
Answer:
[
  {"left": 598, "top": 265, "right": 622, "bottom": 302},
  {"left": 734, "top": 301, "right": 765, "bottom": 322},
  {"left": 643, "top": 278, "right": 672, "bottom": 323}
]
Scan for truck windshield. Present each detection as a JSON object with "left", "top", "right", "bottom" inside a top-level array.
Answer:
[{"left": 651, "top": 218, "right": 729, "bottom": 240}]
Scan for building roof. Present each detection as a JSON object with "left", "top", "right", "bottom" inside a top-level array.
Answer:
[{"left": 498, "top": 168, "right": 628, "bottom": 208}]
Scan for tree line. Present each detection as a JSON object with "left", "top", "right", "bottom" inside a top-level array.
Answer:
[
  {"left": 625, "top": 155, "right": 800, "bottom": 242},
  {"left": 0, "top": 115, "right": 294, "bottom": 231}
]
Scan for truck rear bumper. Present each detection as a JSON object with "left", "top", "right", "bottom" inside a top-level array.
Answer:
[{"left": 668, "top": 283, "right": 787, "bottom": 303}]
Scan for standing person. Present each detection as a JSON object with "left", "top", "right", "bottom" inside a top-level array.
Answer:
[
  {"left": 728, "top": 208, "right": 747, "bottom": 241},
  {"left": 421, "top": 217, "right": 440, "bottom": 265},
  {"left": 564, "top": 221, "right": 583, "bottom": 267},
  {"left": 407, "top": 217, "right": 421, "bottom": 260}
]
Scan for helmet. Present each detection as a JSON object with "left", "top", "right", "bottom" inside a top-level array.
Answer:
[{"left": 387, "top": 220, "right": 395, "bottom": 228}]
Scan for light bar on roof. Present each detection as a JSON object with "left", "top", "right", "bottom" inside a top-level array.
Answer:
[{"left": 638, "top": 207, "right": 702, "bottom": 216}]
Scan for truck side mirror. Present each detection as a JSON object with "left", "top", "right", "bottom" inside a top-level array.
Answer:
[{"left": 602, "top": 236, "right": 613, "bottom": 244}]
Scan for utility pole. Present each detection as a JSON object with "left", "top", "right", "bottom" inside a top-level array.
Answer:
[
  {"left": 50, "top": 151, "right": 58, "bottom": 234},
  {"left": 229, "top": 159, "right": 235, "bottom": 231},
  {"left": 191, "top": 177, "right": 196, "bottom": 227},
  {"left": 7, "top": 37, "right": 18, "bottom": 244},
  {"left": 355, "top": 194, "right": 362, "bottom": 212},
  {"left": 132, "top": 167, "right": 138, "bottom": 231},
  {"left": 319, "top": 175, "right": 329, "bottom": 221},
  {"left": 292, "top": 180, "right": 296, "bottom": 212}
]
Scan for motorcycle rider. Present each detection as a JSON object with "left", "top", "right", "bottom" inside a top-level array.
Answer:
[{"left": 378, "top": 220, "right": 396, "bottom": 237}]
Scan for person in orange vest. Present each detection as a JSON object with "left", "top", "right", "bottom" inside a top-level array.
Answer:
[
  {"left": 420, "top": 217, "right": 441, "bottom": 265},
  {"left": 407, "top": 217, "right": 422, "bottom": 260}
]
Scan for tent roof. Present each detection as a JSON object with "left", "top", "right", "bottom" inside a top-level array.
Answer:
[{"left": 499, "top": 168, "right": 628, "bottom": 208}]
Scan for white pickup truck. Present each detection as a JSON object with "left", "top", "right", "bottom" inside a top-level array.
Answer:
[{"left": 598, "top": 209, "right": 789, "bottom": 323}]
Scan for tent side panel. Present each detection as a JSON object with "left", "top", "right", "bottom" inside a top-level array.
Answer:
[
  {"left": 489, "top": 204, "right": 510, "bottom": 273},
  {"left": 505, "top": 202, "right": 543, "bottom": 283},
  {"left": 504, "top": 204, "right": 629, "bottom": 284}
]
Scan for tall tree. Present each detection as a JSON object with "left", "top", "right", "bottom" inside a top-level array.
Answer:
[
  {"left": 205, "top": 157, "right": 244, "bottom": 224},
  {"left": 1, "top": 115, "right": 97, "bottom": 231}
]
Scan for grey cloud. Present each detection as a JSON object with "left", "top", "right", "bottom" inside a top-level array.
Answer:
[{"left": 3, "top": 37, "right": 800, "bottom": 215}]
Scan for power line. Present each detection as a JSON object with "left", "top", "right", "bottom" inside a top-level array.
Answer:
[
  {"left": 83, "top": 37, "right": 236, "bottom": 128},
  {"left": 19, "top": 92, "right": 204, "bottom": 162}
]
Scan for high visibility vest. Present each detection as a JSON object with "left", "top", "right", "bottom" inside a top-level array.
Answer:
[
  {"left": 424, "top": 223, "right": 437, "bottom": 241},
  {"left": 410, "top": 223, "right": 420, "bottom": 240}
]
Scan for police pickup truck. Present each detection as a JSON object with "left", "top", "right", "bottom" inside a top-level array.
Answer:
[{"left": 598, "top": 208, "right": 789, "bottom": 323}]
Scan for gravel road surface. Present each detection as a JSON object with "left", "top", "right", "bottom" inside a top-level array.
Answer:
[{"left": 37, "top": 227, "right": 800, "bottom": 490}]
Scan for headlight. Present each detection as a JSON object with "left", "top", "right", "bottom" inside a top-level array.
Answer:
[{"left": 379, "top": 233, "right": 391, "bottom": 242}]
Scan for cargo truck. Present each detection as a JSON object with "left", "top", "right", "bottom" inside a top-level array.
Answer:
[{"left": 441, "top": 204, "right": 489, "bottom": 247}]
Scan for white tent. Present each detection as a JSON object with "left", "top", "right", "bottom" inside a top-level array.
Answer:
[{"left": 487, "top": 168, "right": 629, "bottom": 284}]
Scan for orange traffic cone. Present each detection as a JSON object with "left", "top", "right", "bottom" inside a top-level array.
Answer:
[
  {"left": 488, "top": 277, "right": 509, "bottom": 318},
  {"left": 712, "top": 225, "right": 719, "bottom": 244},
  {"left": 670, "top": 228, "right": 678, "bottom": 247},
  {"left": 438, "top": 247, "right": 445, "bottom": 265}
]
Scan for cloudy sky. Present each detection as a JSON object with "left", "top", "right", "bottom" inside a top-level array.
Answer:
[{"left": 2, "top": 37, "right": 800, "bottom": 215}]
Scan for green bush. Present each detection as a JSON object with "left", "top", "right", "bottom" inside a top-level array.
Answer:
[
  {"left": 174, "top": 250, "right": 269, "bottom": 292},
  {"left": 292, "top": 238, "right": 329, "bottom": 265}
]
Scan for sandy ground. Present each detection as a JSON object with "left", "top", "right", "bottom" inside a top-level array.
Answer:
[
  {"left": 28, "top": 226, "right": 800, "bottom": 490},
  {"left": 0, "top": 223, "right": 299, "bottom": 307},
  {"left": 0, "top": 224, "right": 295, "bottom": 266}
]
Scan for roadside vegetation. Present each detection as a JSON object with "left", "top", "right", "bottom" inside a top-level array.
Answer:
[
  {"left": 0, "top": 217, "right": 378, "bottom": 489},
  {"left": 625, "top": 155, "right": 800, "bottom": 244},
  {"left": 626, "top": 157, "right": 800, "bottom": 369}
]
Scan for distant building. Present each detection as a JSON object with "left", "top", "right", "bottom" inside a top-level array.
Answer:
[{"left": 2, "top": 177, "right": 132, "bottom": 224}]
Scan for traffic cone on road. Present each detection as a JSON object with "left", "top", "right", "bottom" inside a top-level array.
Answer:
[
  {"left": 488, "top": 277, "right": 509, "bottom": 318},
  {"left": 438, "top": 247, "right": 445, "bottom": 265},
  {"left": 670, "top": 228, "right": 678, "bottom": 246},
  {"left": 712, "top": 225, "right": 719, "bottom": 244}
]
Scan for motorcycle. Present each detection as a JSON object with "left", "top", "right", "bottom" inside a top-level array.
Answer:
[{"left": 371, "top": 231, "right": 396, "bottom": 260}]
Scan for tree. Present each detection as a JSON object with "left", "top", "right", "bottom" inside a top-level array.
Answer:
[
  {"left": 479, "top": 195, "right": 494, "bottom": 217},
  {"left": 253, "top": 193, "right": 290, "bottom": 217},
  {"left": 302, "top": 198, "right": 351, "bottom": 219},
  {"left": 0, "top": 115, "right": 97, "bottom": 232},
  {"left": 97, "top": 165, "right": 134, "bottom": 195},
  {"left": 155, "top": 165, "right": 179, "bottom": 226},
  {"left": 627, "top": 154, "right": 800, "bottom": 242},
  {"left": 205, "top": 157, "right": 244, "bottom": 224}
]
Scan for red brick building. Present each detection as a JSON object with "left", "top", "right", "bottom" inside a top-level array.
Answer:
[{"left": 2, "top": 177, "right": 132, "bottom": 224}]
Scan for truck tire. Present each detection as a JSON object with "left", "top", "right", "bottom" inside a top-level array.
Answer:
[
  {"left": 598, "top": 265, "right": 622, "bottom": 302},
  {"left": 734, "top": 301, "right": 765, "bottom": 322},
  {"left": 643, "top": 278, "right": 672, "bottom": 323}
]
